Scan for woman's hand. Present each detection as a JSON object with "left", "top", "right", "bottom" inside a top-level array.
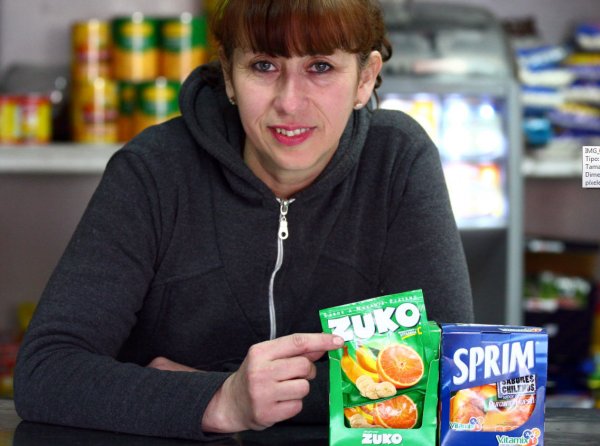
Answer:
[{"left": 201, "top": 333, "right": 344, "bottom": 433}]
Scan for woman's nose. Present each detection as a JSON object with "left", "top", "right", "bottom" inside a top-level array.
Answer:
[{"left": 273, "top": 72, "right": 308, "bottom": 114}]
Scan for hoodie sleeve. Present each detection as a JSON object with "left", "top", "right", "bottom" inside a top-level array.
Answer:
[
  {"left": 380, "top": 122, "right": 474, "bottom": 324},
  {"left": 13, "top": 142, "right": 231, "bottom": 440}
]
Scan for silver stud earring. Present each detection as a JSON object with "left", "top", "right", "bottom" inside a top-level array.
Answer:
[
  {"left": 229, "top": 96, "right": 236, "bottom": 105},
  {"left": 354, "top": 101, "right": 363, "bottom": 110}
]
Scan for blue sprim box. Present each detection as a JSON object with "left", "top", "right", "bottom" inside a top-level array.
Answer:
[{"left": 440, "top": 324, "right": 548, "bottom": 446}]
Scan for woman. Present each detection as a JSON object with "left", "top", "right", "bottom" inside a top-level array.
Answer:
[{"left": 14, "top": 0, "right": 473, "bottom": 440}]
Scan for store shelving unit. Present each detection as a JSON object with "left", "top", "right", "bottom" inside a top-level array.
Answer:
[
  {"left": 522, "top": 155, "right": 582, "bottom": 179},
  {"left": 0, "top": 144, "right": 120, "bottom": 174}
]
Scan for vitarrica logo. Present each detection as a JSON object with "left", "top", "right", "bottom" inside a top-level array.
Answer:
[
  {"left": 496, "top": 427, "right": 541, "bottom": 446},
  {"left": 327, "top": 304, "right": 420, "bottom": 341},
  {"left": 362, "top": 432, "right": 403, "bottom": 444}
]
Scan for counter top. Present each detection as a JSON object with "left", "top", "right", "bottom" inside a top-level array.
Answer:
[{"left": 1, "top": 398, "right": 600, "bottom": 445}]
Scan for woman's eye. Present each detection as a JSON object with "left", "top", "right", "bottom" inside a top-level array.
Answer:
[
  {"left": 310, "top": 62, "right": 332, "bottom": 73},
  {"left": 253, "top": 61, "right": 275, "bottom": 72}
]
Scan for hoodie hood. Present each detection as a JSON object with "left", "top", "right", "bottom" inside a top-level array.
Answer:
[{"left": 179, "top": 62, "right": 372, "bottom": 202}]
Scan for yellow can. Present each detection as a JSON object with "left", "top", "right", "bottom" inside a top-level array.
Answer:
[
  {"left": 134, "top": 77, "right": 180, "bottom": 134},
  {"left": 71, "top": 78, "right": 118, "bottom": 143},
  {"left": 71, "top": 20, "right": 111, "bottom": 84},
  {"left": 111, "top": 13, "right": 159, "bottom": 81},
  {"left": 20, "top": 94, "right": 52, "bottom": 144},
  {"left": 0, "top": 95, "right": 21, "bottom": 144},
  {"left": 159, "top": 13, "right": 207, "bottom": 82}
]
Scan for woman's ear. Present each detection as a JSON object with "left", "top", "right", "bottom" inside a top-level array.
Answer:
[
  {"left": 219, "top": 49, "right": 235, "bottom": 100},
  {"left": 356, "top": 51, "right": 383, "bottom": 106}
]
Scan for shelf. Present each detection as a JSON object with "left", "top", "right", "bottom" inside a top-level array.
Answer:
[
  {"left": 0, "top": 144, "right": 586, "bottom": 178},
  {"left": 522, "top": 156, "right": 582, "bottom": 178},
  {"left": 0, "top": 144, "right": 120, "bottom": 174}
]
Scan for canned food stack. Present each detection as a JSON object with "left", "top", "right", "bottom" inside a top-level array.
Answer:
[
  {"left": 71, "top": 19, "right": 118, "bottom": 143},
  {"left": 70, "top": 12, "right": 207, "bottom": 144}
]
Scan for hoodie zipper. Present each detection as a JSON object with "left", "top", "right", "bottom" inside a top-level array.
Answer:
[{"left": 268, "top": 198, "right": 293, "bottom": 340}]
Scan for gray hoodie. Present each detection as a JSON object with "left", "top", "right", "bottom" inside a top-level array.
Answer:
[{"left": 14, "top": 63, "right": 473, "bottom": 440}]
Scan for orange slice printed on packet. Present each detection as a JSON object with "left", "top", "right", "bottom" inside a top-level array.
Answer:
[
  {"left": 344, "top": 343, "right": 426, "bottom": 428},
  {"left": 377, "top": 344, "right": 425, "bottom": 389},
  {"left": 373, "top": 394, "right": 419, "bottom": 429}
]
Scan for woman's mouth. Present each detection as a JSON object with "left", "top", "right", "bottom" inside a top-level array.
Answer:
[{"left": 270, "top": 126, "right": 314, "bottom": 146}]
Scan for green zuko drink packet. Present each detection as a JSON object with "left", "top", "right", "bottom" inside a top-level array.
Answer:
[{"left": 319, "top": 290, "right": 440, "bottom": 446}]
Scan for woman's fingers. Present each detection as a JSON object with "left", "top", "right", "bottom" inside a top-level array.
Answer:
[
  {"left": 272, "top": 378, "right": 311, "bottom": 402},
  {"left": 254, "top": 333, "right": 344, "bottom": 362},
  {"left": 201, "top": 333, "right": 344, "bottom": 433},
  {"left": 269, "top": 356, "right": 317, "bottom": 381}
]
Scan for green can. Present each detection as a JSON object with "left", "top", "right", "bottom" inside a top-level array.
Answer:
[
  {"left": 134, "top": 77, "right": 180, "bottom": 134},
  {"left": 112, "top": 13, "right": 159, "bottom": 81},
  {"left": 159, "top": 13, "right": 208, "bottom": 81}
]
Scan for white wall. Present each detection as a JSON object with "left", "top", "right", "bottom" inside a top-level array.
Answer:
[
  {"left": 2, "top": 0, "right": 599, "bottom": 72},
  {"left": 4, "top": 0, "right": 600, "bottom": 71},
  {"left": 429, "top": 0, "right": 600, "bottom": 44},
  {"left": 0, "top": 0, "right": 202, "bottom": 71}
]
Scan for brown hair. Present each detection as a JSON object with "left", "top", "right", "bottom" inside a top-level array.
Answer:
[{"left": 211, "top": 0, "right": 392, "bottom": 91}]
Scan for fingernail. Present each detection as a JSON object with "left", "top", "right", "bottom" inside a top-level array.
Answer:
[{"left": 333, "top": 336, "right": 345, "bottom": 346}]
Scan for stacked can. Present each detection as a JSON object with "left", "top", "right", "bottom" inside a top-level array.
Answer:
[
  {"left": 71, "top": 20, "right": 111, "bottom": 84},
  {"left": 71, "top": 78, "right": 119, "bottom": 144},
  {"left": 112, "top": 13, "right": 160, "bottom": 141},
  {"left": 159, "top": 13, "right": 208, "bottom": 82},
  {"left": 111, "top": 13, "right": 160, "bottom": 82},
  {"left": 71, "top": 20, "right": 118, "bottom": 143},
  {"left": 68, "top": 12, "right": 207, "bottom": 143},
  {"left": 134, "top": 78, "right": 181, "bottom": 135}
]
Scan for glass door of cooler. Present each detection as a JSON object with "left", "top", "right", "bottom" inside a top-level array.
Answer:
[
  {"left": 377, "top": 78, "right": 524, "bottom": 325},
  {"left": 379, "top": 90, "right": 509, "bottom": 230}
]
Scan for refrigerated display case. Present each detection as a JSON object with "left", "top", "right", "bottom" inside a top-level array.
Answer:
[{"left": 379, "top": 1, "right": 523, "bottom": 325}]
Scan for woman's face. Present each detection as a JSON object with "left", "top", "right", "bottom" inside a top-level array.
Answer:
[{"left": 223, "top": 48, "right": 382, "bottom": 197}]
